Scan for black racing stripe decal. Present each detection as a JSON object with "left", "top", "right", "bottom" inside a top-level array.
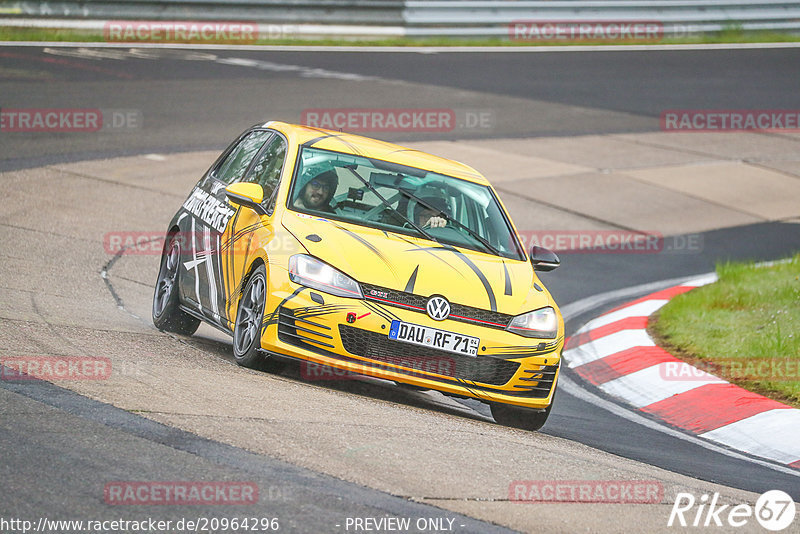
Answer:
[
  {"left": 387, "top": 148, "right": 423, "bottom": 155},
  {"left": 396, "top": 241, "right": 495, "bottom": 308},
  {"left": 293, "top": 305, "right": 352, "bottom": 319},
  {"left": 332, "top": 223, "right": 397, "bottom": 276},
  {"left": 225, "top": 209, "right": 241, "bottom": 312},
  {"left": 233, "top": 230, "right": 255, "bottom": 319},
  {"left": 487, "top": 339, "right": 562, "bottom": 352},
  {"left": 221, "top": 221, "right": 262, "bottom": 252},
  {"left": 300, "top": 125, "right": 334, "bottom": 135},
  {"left": 329, "top": 135, "right": 365, "bottom": 156},
  {"left": 484, "top": 337, "right": 563, "bottom": 357},
  {"left": 503, "top": 261, "right": 512, "bottom": 297},
  {"left": 293, "top": 303, "right": 346, "bottom": 312},
  {"left": 447, "top": 249, "right": 497, "bottom": 312},
  {"left": 404, "top": 265, "right": 419, "bottom": 293},
  {"left": 221, "top": 218, "right": 265, "bottom": 309},
  {"left": 228, "top": 231, "right": 256, "bottom": 304},
  {"left": 302, "top": 133, "right": 340, "bottom": 147},
  {"left": 393, "top": 236, "right": 463, "bottom": 275},
  {"left": 263, "top": 286, "right": 306, "bottom": 326},
  {"left": 214, "top": 232, "right": 228, "bottom": 323},
  {"left": 404, "top": 244, "right": 457, "bottom": 253},
  {"left": 363, "top": 300, "right": 400, "bottom": 323},
  {"left": 453, "top": 380, "right": 484, "bottom": 399},
  {"left": 487, "top": 347, "right": 560, "bottom": 358},
  {"left": 365, "top": 300, "right": 399, "bottom": 322}
]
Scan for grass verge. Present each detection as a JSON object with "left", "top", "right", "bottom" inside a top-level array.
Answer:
[
  {"left": 650, "top": 253, "right": 800, "bottom": 408},
  {"left": 1, "top": 26, "right": 800, "bottom": 46}
]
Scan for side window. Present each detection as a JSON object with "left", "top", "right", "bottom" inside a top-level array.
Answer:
[
  {"left": 211, "top": 130, "right": 271, "bottom": 185},
  {"left": 242, "top": 134, "right": 287, "bottom": 202}
]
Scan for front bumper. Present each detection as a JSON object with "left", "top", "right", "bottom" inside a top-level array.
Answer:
[{"left": 262, "top": 287, "right": 562, "bottom": 409}]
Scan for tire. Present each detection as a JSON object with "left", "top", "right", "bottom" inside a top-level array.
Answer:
[
  {"left": 152, "top": 236, "right": 200, "bottom": 336},
  {"left": 233, "top": 264, "right": 285, "bottom": 372},
  {"left": 490, "top": 387, "right": 556, "bottom": 432}
]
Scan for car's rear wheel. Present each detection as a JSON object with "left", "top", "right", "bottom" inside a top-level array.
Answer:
[
  {"left": 491, "top": 388, "right": 556, "bottom": 431},
  {"left": 152, "top": 236, "right": 200, "bottom": 336},
  {"left": 233, "top": 264, "right": 285, "bottom": 372}
]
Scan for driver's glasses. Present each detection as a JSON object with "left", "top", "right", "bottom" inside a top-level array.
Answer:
[{"left": 309, "top": 179, "right": 332, "bottom": 190}]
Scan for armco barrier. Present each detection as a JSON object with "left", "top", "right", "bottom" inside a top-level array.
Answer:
[
  {"left": 5, "top": 1, "right": 405, "bottom": 25},
  {"left": 405, "top": 0, "right": 800, "bottom": 37},
  {"left": 3, "top": 0, "right": 800, "bottom": 38}
]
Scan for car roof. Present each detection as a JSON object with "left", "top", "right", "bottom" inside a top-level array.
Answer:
[{"left": 259, "top": 121, "right": 489, "bottom": 185}]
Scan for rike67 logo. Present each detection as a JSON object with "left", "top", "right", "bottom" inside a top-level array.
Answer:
[{"left": 668, "top": 490, "right": 796, "bottom": 531}]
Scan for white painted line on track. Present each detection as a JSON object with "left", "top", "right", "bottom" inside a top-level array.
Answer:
[
  {"left": 3, "top": 41, "right": 800, "bottom": 53},
  {"left": 559, "top": 274, "right": 708, "bottom": 321},
  {"left": 681, "top": 272, "right": 719, "bottom": 286}
]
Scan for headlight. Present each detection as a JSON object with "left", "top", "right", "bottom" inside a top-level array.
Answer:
[
  {"left": 506, "top": 307, "right": 558, "bottom": 339},
  {"left": 288, "top": 254, "right": 363, "bottom": 299}
]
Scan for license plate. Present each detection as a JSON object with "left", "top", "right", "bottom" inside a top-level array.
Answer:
[{"left": 388, "top": 320, "right": 479, "bottom": 357}]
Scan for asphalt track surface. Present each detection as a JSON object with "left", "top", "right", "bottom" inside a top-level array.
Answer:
[
  {"left": 3, "top": 45, "right": 799, "bottom": 169},
  {"left": 1, "top": 45, "right": 799, "bottom": 532}
]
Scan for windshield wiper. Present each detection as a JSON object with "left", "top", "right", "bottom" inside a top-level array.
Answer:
[
  {"left": 341, "top": 165, "right": 440, "bottom": 244},
  {"left": 396, "top": 188, "right": 502, "bottom": 257}
]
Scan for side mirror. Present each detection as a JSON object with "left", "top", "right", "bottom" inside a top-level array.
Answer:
[
  {"left": 225, "top": 183, "right": 268, "bottom": 215},
  {"left": 529, "top": 245, "right": 560, "bottom": 272}
]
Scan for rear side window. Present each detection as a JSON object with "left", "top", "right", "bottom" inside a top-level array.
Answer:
[{"left": 211, "top": 130, "right": 271, "bottom": 185}]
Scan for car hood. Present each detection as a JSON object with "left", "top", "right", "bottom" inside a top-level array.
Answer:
[{"left": 281, "top": 211, "right": 554, "bottom": 315}]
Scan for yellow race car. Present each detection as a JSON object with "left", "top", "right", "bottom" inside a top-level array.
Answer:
[{"left": 153, "top": 121, "right": 563, "bottom": 430}]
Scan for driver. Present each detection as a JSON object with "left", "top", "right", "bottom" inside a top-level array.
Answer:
[
  {"left": 294, "top": 164, "right": 338, "bottom": 213},
  {"left": 414, "top": 196, "right": 448, "bottom": 229}
]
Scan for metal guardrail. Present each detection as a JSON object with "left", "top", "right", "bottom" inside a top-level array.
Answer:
[
  {"left": 2, "top": 0, "right": 800, "bottom": 38},
  {"left": 7, "top": 1, "right": 405, "bottom": 25},
  {"left": 403, "top": 0, "right": 800, "bottom": 37}
]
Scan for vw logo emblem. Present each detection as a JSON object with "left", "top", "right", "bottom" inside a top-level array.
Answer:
[{"left": 426, "top": 296, "right": 450, "bottom": 321}]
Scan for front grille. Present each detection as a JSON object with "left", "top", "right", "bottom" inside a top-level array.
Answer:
[
  {"left": 338, "top": 324, "right": 520, "bottom": 386},
  {"left": 360, "top": 283, "right": 513, "bottom": 330}
]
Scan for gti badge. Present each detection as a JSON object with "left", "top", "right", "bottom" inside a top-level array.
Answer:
[{"left": 426, "top": 295, "right": 450, "bottom": 321}]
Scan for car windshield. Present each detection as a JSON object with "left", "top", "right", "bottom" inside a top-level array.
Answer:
[{"left": 288, "top": 146, "right": 525, "bottom": 260}]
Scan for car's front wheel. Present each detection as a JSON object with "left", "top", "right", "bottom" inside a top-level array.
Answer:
[
  {"left": 233, "top": 264, "right": 285, "bottom": 372},
  {"left": 152, "top": 236, "right": 200, "bottom": 336},
  {"left": 490, "top": 388, "right": 556, "bottom": 431}
]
